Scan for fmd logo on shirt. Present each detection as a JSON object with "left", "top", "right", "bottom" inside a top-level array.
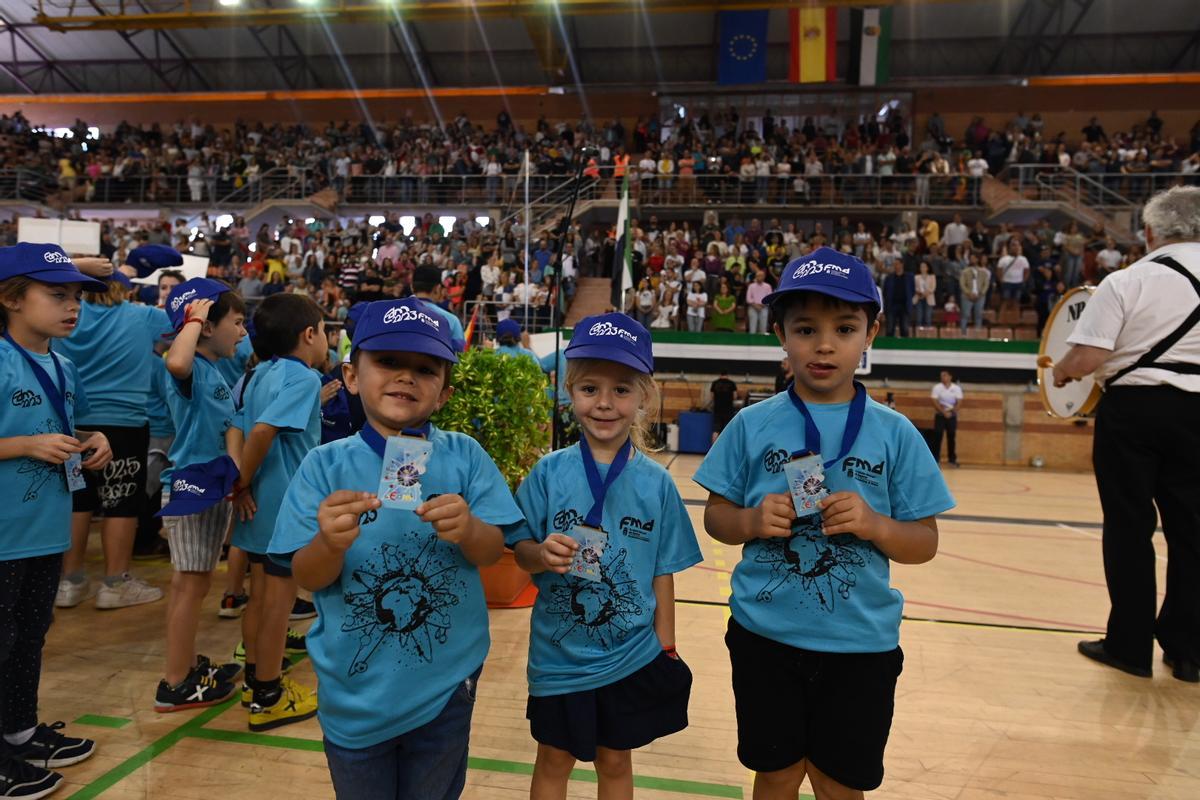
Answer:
[
  {"left": 587, "top": 321, "right": 638, "bottom": 344},
  {"left": 841, "top": 456, "right": 884, "bottom": 487},
  {"left": 382, "top": 305, "right": 441, "bottom": 329},
  {"left": 11, "top": 389, "right": 41, "bottom": 408},
  {"left": 763, "top": 448, "right": 789, "bottom": 474},
  {"left": 791, "top": 258, "right": 852, "bottom": 281},
  {"left": 213, "top": 386, "right": 231, "bottom": 401},
  {"left": 619, "top": 515, "right": 654, "bottom": 542},
  {"left": 553, "top": 508, "right": 586, "bottom": 532}
]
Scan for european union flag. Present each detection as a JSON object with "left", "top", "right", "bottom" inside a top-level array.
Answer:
[{"left": 718, "top": 10, "right": 769, "bottom": 85}]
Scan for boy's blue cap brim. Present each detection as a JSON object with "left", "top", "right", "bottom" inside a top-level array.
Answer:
[
  {"left": 763, "top": 284, "right": 880, "bottom": 307},
  {"left": 563, "top": 343, "right": 652, "bottom": 374},
  {"left": 354, "top": 333, "right": 459, "bottom": 364}
]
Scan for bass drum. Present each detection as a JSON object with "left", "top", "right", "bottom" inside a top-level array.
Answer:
[{"left": 1038, "top": 286, "right": 1103, "bottom": 419}]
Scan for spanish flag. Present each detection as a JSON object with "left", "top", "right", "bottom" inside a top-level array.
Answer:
[{"left": 788, "top": 7, "right": 837, "bottom": 84}]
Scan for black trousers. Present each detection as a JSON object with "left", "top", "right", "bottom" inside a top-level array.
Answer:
[
  {"left": 932, "top": 413, "right": 958, "bottom": 463},
  {"left": 0, "top": 553, "right": 61, "bottom": 735},
  {"left": 1093, "top": 386, "right": 1200, "bottom": 669}
]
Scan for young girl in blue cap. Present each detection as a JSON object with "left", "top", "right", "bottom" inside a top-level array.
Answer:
[
  {"left": 0, "top": 243, "right": 113, "bottom": 799},
  {"left": 506, "top": 312, "right": 701, "bottom": 799}
]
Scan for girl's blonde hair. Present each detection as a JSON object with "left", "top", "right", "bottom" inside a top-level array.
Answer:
[
  {"left": 83, "top": 279, "right": 127, "bottom": 307},
  {"left": 564, "top": 358, "right": 662, "bottom": 453},
  {"left": 0, "top": 276, "right": 33, "bottom": 332}
]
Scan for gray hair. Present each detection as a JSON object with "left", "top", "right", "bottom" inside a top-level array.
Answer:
[{"left": 1142, "top": 185, "right": 1200, "bottom": 242}]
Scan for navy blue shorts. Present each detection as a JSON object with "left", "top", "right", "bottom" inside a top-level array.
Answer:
[
  {"left": 526, "top": 651, "right": 692, "bottom": 762},
  {"left": 246, "top": 550, "right": 292, "bottom": 578},
  {"left": 725, "top": 617, "right": 903, "bottom": 791}
]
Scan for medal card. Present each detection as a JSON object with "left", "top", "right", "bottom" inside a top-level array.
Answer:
[
  {"left": 783, "top": 452, "right": 828, "bottom": 519},
  {"left": 377, "top": 435, "right": 433, "bottom": 510},
  {"left": 569, "top": 524, "right": 607, "bottom": 582}
]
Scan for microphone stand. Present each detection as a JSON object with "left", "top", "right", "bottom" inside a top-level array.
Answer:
[{"left": 548, "top": 146, "right": 593, "bottom": 451}]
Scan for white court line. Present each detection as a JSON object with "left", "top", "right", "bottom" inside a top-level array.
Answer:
[{"left": 1056, "top": 523, "right": 1168, "bottom": 563}]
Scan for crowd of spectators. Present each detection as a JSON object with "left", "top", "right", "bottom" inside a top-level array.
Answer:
[{"left": 3, "top": 106, "right": 1196, "bottom": 208}]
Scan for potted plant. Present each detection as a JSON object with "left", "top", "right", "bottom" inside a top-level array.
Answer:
[{"left": 433, "top": 347, "right": 552, "bottom": 606}]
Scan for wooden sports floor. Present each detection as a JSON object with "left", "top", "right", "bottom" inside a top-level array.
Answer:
[{"left": 46, "top": 459, "right": 1198, "bottom": 799}]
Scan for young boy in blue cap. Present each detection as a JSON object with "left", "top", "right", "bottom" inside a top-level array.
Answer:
[
  {"left": 0, "top": 244, "right": 113, "bottom": 799},
  {"left": 694, "top": 247, "right": 956, "bottom": 799},
  {"left": 156, "top": 277, "right": 247, "bottom": 712},
  {"left": 225, "top": 293, "right": 327, "bottom": 731},
  {"left": 269, "top": 297, "right": 524, "bottom": 799},
  {"left": 494, "top": 318, "right": 539, "bottom": 366}
]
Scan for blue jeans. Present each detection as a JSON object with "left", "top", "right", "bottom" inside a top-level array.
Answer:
[
  {"left": 915, "top": 302, "right": 932, "bottom": 327},
  {"left": 960, "top": 295, "right": 985, "bottom": 330},
  {"left": 323, "top": 667, "right": 481, "bottom": 800}
]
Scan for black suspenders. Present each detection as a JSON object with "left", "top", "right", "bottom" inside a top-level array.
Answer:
[{"left": 1106, "top": 255, "right": 1200, "bottom": 388}]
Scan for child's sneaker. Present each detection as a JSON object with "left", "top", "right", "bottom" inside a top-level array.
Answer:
[
  {"left": 240, "top": 684, "right": 252, "bottom": 709},
  {"left": 8, "top": 723, "right": 95, "bottom": 770},
  {"left": 0, "top": 752, "right": 62, "bottom": 799},
  {"left": 232, "top": 641, "right": 245, "bottom": 663},
  {"left": 53, "top": 579, "right": 88, "bottom": 609},
  {"left": 248, "top": 677, "right": 318, "bottom": 732},
  {"left": 217, "top": 593, "right": 249, "bottom": 619},
  {"left": 95, "top": 575, "right": 163, "bottom": 610},
  {"left": 285, "top": 629, "right": 307, "bottom": 655},
  {"left": 289, "top": 598, "right": 317, "bottom": 621},
  {"left": 195, "top": 654, "right": 243, "bottom": 685},
  {"left": 154, "top": 666, "right": 236, "bottom": 713}
]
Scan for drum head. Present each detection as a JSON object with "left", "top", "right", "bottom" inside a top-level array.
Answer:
[{"left": 1039, "top": 286, "right": 1102, "bottom": 418}]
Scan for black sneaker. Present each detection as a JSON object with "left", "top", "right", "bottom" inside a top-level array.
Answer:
[
  {"left": 285, "top": 629, "right": 307, "bottom": 655},
  {"left": 8, "top": 723, "right": 94, "bottom": 770},
  {"left": 218, "top": 593, "right": 249, "bottom": 619},
  {"left": 154, "top": 666, "right": 236, "bottom": 713},
  {"left": 289, "top": 598, "right": 317, "bottom": 621},
  {"left": 0, "top": 752, "right": 62, "bottom": 799},
  {"left": 196, "top": 654, "right": 244, "bottom": 685}
]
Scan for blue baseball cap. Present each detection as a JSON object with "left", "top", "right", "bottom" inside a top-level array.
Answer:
[
  {"left": 108, "top": 271, "right": 133, "bottom": 289},
  {"left": 0, "top": 243, "right": 107, "bottom": 292},
  {"left": 155, "top": 456, "right": 239, "bottom": 518},
  {"left": 565, "top": 312, "right": 654, "bottom": 374},
  {"left": 344, "top": 301, "right": 369, "bottom": 336},
  {"left": 351, "top": 298, "right": 459, "bottom": 363},
  {"left": 763, "top": 247, "right": 880, "bottom": 309},
  {"left": 127, "top": 244, "right": 183, "bottom": 278},
  {"left": 164, "top": 278, "right": 230, "bottom": 330},
  {"left": 496, "top": 318, "right": 521, "bottom": 339}
]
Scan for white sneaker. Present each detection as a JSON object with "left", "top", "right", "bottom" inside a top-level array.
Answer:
[
  {"left": 95, "top": 575, "right": 164, "bottom": 610},
  {"left": 55, "top": 579, "right": 89, "bottom": 608}
]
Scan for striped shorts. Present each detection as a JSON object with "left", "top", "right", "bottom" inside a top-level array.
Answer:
[{"left": 164, "top": 501, "right": 232, "bottom": 573}]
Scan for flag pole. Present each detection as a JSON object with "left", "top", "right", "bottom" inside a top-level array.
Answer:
[{"left": 523, "top": 148, "right": 530, "bottom": 328}]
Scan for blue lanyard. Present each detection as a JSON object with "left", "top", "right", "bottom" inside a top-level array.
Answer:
[
  {"left": 5, "top": 331, "right": 71, "bottom": 434},
  {"left": 786, "top": 381, "right": 868, "bottom": 469},
  {"left": 577, "top": 434, "right": 633, "bottom": 528},
  {"left": 359, "top": 421, "right": 432, "bottom": 458}
]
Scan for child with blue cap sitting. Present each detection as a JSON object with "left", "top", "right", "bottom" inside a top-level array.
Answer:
[
  {"left": 505, "top": 312, "right": 702, "bottom": 799},
  {"left": 268, "top": 297, "right": 524, "bottom": 800},
  {"left": 0, "top": 243, "right": 113, "bottom": 797},
  {"left": 694, "top": 247, "right": 956, "bottom": 799}
]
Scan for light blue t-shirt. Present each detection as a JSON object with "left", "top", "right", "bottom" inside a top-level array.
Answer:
[
  {"left": 496, "top": 343, "right": 539, "bottom": 367},
  {"left": 693, "top": 390, "right": 955, "bottom": 653},
  {"left": 55, "top": 302, "right": 172, "bottom": 428},
  {"left": 163, "top": 354, "right": 234, "bottom": 484},
  {"left": 538, "top": 348, "right": 569, "bottom": 405},
  {"left": 506, "top": 445, "right": 702, "bottom": 696},
  {"left": 416, "top": 297, "right": 466, "bottom": 351},
  {"left": 146, "top": 356, "right": 174, "bottom": 439},
  {"left": 268, "top": 426, "right": 524, "bottom": 749},
  {"left": 0, "top": 340, "right": 88, "bottom": 559},
  {"left": 216, "top": 335, "right": 253, "bottom": 388},
  {"left": 231, "top": 357, "right": 321, "bottom": 555}
]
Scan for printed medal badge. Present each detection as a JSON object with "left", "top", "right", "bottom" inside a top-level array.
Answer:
[
  {"left": 65, "top": 452, "right": 86, "bottom": 493},
  {"left": 569, "top": 525, "right": 607, "bottom": 582},
  {"left": 783, "top": 451, "right": 828, "bottom": 519},
  {"left": 377, "top": 434, "right": 433, "bottom": 510}
]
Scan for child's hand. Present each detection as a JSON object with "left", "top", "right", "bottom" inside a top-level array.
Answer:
[
  {"left": 819, "top": 491, "right": 882, "bottom": 540},
  {"left": 540, "top": 533, "right": 579, "bottom": 574},
  {"left": 79, "top": 432, "right": 112, "bottom": 469},
  {"left": 25, "top": 434, "right": 82, "bottom": 465},
  {"left": 318, "top": 490, "right": 380, "bottom": 552},
  {"left": 756, "top": 492, "right": 795, "bottom": 539},
  {"left": 232, "top": 484, "right": 257, "bottom": 522},
  {"left": 185, "top": 298, "right": 214, "bottom": 322},
  {"left": 416, "top": 494, "right": 472, "bottom": 545},
  {"left": 320, "top": 380, "right": 342, "bottom": 405}
]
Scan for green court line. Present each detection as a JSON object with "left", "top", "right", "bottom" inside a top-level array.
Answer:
[
  {"left": 72, "top": 715, "right": 131, "bottom": 730},
  {"left": 188, "top": 726, "right": 744, "bottom": 798},
  {"left": 67, "top": 698, "right": 238, "bottom": 800}
]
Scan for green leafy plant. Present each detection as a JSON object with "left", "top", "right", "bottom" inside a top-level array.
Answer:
[{"left": 432, "top": 348, "right": 553, "bottom": 490}]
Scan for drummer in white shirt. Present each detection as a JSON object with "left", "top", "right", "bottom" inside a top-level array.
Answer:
[
  {"left": 1053, "top": 185, "right": 1200, "bottom": 684},
  {"left": 930, "top": 370, "right": 963, "bottom": 467}
]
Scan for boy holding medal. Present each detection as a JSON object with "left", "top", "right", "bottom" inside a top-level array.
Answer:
[
  {"left": 268, "top": 297, "right": 523, "bottom": 800},
  {"left": 695, "top": 248, "right": 955, "bottom": 799}
]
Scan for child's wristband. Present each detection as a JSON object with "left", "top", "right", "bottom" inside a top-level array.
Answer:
[
  {"left": 181, "top": 317, "right": 204, "bottom": 329},
  {"left": 662, "top": 644, "right": 678, "bottom": 659}
]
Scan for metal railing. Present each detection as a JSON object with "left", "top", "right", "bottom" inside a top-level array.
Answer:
[
  {"left": 0, "top": 168, "right": 54, "bottom": 205},
  {"left": 627, "top": 172, "right": 985, "bottom": 207}
]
